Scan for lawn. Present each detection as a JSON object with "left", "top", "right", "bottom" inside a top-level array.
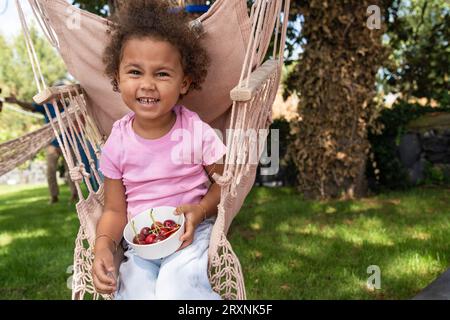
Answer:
[{"left": 0, "top": 184, "right": 449, "bottom": 299}]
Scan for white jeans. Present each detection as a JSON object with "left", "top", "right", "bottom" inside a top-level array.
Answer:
[{"left": 114, "top": 219, "right": 221, "bottom": 300}]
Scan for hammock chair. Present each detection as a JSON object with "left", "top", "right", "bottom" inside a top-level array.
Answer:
[{"left": 12, "top": 0, "right": 291, "bottom": 300}]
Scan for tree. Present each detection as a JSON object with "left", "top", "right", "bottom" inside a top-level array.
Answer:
[
  {"left": 71, "top": 0, "right": 118, "bottom": 17},
  {"left": 71, "top": 0, "right": 210, "bottom": 17},
  {"left": 383, "top": 0, "right": 449, "bottom": 105},
  {"left": 0, "top": 34, "right": 41, "bottom": 144},
  {"left": 0, "top": 26, "right": 67, "bottom": 101},
  {"left": 0, "top": 28, "right": 67, "bottom": 145},
  {"left": 284, "top": 1, "right": 389, "bottom": 199},
  {"left": 0, "top": 35, "right": 14, "bottom": 93}
]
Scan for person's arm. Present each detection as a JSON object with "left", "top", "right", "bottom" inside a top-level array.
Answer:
[
  {"left": 174, "top": 162, "right": 224, "bottom": 250},
  {"left": 92, "top": 177, "right": 128, "bottom": 294},
  {"left": 198, "top": 162, "right": 224, "bottom": 219},
  {"left": 5, "top": 94, "right": 36, "bottom": 112}
]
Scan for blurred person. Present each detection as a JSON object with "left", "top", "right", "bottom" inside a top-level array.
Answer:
[{"left": 4, "top": 92, "right": 80, "bottom": 204}]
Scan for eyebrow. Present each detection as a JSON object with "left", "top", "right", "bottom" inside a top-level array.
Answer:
[
  {"left": 123, "top": 63, "right": 143, "bottom": 69},
  {"left": 123, "top": 63, "right": 176, "bottom": 72}
]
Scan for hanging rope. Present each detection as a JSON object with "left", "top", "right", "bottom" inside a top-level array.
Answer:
[
  {"left": 28, "top": 0, "right": 59, "bottom": 48},
  {"left": 15, "top": 0, "right": 47, "bottom": 92}
]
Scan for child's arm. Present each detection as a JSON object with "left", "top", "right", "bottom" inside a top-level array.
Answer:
[
  {"left": 92, "top": 177, "right": 127, "bottom": 294},
  {"left": 199, "top": 162, "right": 225, "bottom": 219},
  {"left": 175, "top": 161, "right": 224, "bottom": 250}
]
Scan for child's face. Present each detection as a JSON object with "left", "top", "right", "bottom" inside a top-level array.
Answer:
[{"left": 117, "top": 37, "right": 191, "bottom": 122}]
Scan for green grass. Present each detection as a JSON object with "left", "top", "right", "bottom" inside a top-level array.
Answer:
[
  {"left": 229, "top": 186, "right": 450, "bottom": 299},
  {"left": 0, "top": 184, "right": 449, "bottom": 299},
  {"left": 0, "top": 184, "right": 79, "bottom": 299}
]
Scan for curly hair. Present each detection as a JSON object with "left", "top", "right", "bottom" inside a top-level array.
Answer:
[{"left": 103, "top": 0, "right": 210, "bottom": 94}]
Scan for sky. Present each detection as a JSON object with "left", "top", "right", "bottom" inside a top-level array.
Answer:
[{"left": 0, "top": 0, "right": 35, "bottom": 38}]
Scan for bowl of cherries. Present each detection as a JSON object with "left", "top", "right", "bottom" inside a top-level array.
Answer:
[{"left": 123, "top": 206, "right": 185, "bottom": 260}]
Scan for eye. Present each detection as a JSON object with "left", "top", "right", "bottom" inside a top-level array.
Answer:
[
  {"left": 156, "top": 72, "right": 170, "bottom": 77},
  {"left": 128, "top": 70, "right": 141, "bottom": 76}
]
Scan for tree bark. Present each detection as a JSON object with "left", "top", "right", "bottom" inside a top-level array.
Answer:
[{"left": 287, "top": 0, "right": 388, "bottom": 199}]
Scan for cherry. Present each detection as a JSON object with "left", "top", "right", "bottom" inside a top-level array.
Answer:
[
  {"left": 151, "top": 221, "right": 164, "bottom": 231},
  {"left": 133, "top": 234, "right": 146, "bottom": 245},
  {"left": 131, "top": 210, "right": 181, "bottom": 246},
  {"left": 163, "top": 219, "right": 177, "bottom": 228},
  {"left": 138, "top": 233, "right": 146, "bottom": 241},
  {"left": 158, "top": 227, "right": 171, "bottom": 237},
  {"left": 140, "top": 227, "right": 151, "bottom": 236},
  {"left": 144, "top": 234, "right": 156, "bottom": 244}
]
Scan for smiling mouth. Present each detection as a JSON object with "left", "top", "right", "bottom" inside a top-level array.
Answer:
[{"left": 137, "top": 97, "right": 160, "bottom": 105}]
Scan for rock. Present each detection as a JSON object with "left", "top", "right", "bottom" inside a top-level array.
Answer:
[
  {"left": 422, "top": 136, "right": 450, "bottom": 153},
  {"left": 408, "top": 155, "right": 426, "bottom": 184},
  {"left": 427, "top": 152, "right": 450, "bottom": 164},
  {"left": 398, "top": 133, "right": 421, "bottom": 168},
  {"left": 407, "top": 112, "right": 450, "bottom": 133}
]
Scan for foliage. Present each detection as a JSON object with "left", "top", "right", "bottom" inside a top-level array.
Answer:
[
  {"left": 422, "top": 162, "right": 450, "bottom": 186},
  {"left": 0, "top": 26, "right": 67, "bottom": 101},
  {"left": 383, "top": 0, "right": 450, "bottom": 106},
  {"left": 367, "top": 100, "right": 450, "bottom": 190},
  {"left": 284, "top": 0, "right": 389, "bottom": 199},
  {"left": 70, "top": 0, "right": 113, "bottom": 17},
  {"left": 0, "top": 105, "right": 42, "bottom": 143},
  {"left": 0, "top": 28, "right": 66, "bottom": 163}
]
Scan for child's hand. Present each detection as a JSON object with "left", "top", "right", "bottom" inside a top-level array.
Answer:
[
  {"left": 174, "top": 204, "right": 205, "bottom": 250},
  {"left": 92, "top": 247, "right": 117, "bottom": 294}
]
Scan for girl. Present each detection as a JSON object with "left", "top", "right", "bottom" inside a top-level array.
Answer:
[{"left": 92, "top": 0, "right": 225, "bottom": 300}]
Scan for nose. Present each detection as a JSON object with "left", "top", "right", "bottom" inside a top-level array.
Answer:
[{"left": 140, "top": 76, "right": 156, "bottom": 91}]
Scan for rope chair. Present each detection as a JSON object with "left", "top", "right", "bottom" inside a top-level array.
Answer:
[{"left": 13, "top": 0, "right": 291, "bottom": 300}]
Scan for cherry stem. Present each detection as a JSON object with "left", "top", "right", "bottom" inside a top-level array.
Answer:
[
  {"left": 131, "top": 220, "right": 138, "bottom": 237},
  {"left": 149, "top": 208, "right": 160, "bottom": 233}
]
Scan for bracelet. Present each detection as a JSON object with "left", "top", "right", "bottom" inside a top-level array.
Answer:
[
  {"left": 198, "top": 203, "right": 207, "bottom": 221},
  {"left": 95, "top": 234, "right": 118, "bottom": 253}
]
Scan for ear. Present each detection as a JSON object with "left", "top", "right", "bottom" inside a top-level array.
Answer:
[{"left": 180, "top": 76, "right": 192, "bottom": 95}]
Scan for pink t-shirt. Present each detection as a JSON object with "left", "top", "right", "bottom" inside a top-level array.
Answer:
[{"left": 99, "top": 105, "right": 227, "bottom": 219}]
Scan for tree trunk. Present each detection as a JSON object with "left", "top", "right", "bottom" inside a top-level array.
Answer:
[{"left": 288, "top": 0, "right": 387, "bottom": 199}]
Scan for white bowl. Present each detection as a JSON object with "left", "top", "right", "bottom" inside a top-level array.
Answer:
[{"left": 123, "top": 206, "right": 185, "bottom": 260}]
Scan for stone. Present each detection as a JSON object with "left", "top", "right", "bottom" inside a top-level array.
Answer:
[
  {"left": 413, "top": 268, "right": 450, "bottom": 300},
  {"left": 408, "top": 156, "right": 426, "bottom": 184},
  {"left": 427, "top": 153, "right": 450, "bottom": 164},
  {"left": 398, "top": 133, "right": 421, "bottom": 168},
  {"left": 422, "top": 136, "right": 450, "bottom": 153}
]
